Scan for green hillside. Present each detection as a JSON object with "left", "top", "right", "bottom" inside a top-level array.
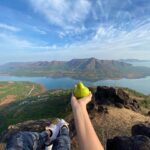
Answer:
[
  {"left": 0, "top": 81, "right": 45, "bottom": 103},
  {"left": 0, "top": 84, "right": 149, "bottom": 134},
  {"left": 0, "top": 89, "right": 71, "bottom": 133}
]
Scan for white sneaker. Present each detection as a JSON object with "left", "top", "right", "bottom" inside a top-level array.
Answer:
[
  {"left": 45, "top": 144, "right": 53, "bottom": 150},
  {"left": 45, "top": 118, "right": 61, "bottom": 144},
  {"left": 45, "top": 118, "right": 69, "bottom": 145},
  {"left": 59, "top": 119, "right": 69, "bottom": 131}
]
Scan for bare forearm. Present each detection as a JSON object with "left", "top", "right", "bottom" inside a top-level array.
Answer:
[
  {"left": 81, "top": 106, "right": 104, "bottom": 150},
  {"left": 71, "top": 94, "right": 104, "bottom": 150},
  {"left": 72, "top": 106, "right": 87, "bottom": 150},
  {"left": 72, "top": 105, "right": 104, "bottom": 150}
]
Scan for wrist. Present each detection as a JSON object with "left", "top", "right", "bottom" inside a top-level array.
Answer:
[
  {"left": 71, "top": 104, "right": 81, "bottom": 112},
  {"left": 79, "top": 101, "right": 87, "bottom": 110}
]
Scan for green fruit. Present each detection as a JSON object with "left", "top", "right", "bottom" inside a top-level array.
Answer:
[{"left": 73, "top": 81, "right": 90, "bottom": 99}]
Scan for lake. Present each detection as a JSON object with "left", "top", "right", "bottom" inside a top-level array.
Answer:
[
  {"left": 125, "top": 61, "right": 150, "bottom": 68},
  {"left": 0, "top": 76, "right": 150, "bottom": 95},
  {"left": 0, "top": 61, "right": 149, "bottom": 95}
]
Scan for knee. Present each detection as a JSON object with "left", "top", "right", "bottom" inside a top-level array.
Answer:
[{"left": 6, "top": 132, "right": 23, "bottom": 149}]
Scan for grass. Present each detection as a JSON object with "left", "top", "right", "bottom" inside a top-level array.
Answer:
[
  {"left": 0, "top": 81, "right": 46, "bottom": 133},
  {"left": 0, "top": 90, "right": 72, "bottom": 133},
  {"left": 140, "top": 99, "right": 150, "bottom": 108},
  {"left": 0, "top": 81, "right": 45, "bottom": 102},
  {"left": 123, "top": 87, "right": 146, "bottom": 97},
  {"left": 0, "top": 83, "right": 149, "bottom": 135},
  {"left": 122, "top": 87, "right": 150, "bottom": 110}
]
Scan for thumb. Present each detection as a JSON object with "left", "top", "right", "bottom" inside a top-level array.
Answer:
[{"left": 88, "top": 92, "right": 92, "bottom": 99}]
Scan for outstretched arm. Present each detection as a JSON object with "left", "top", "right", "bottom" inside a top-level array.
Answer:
[{"left": 71, "top": 93, "right": 104, "bottom": 150}]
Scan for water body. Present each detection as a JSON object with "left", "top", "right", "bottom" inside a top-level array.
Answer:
[
  {"left": 0, "top": 76, "right": 150, "bottom": 95},
  {"left": 0, "top": 61, "right": 149, "bottom": 95},
  {"left": 126, "top": 61, "right": 150, "bottom": 68}
]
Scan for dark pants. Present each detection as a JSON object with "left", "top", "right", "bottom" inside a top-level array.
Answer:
[{"left": 6, "top": 127, "right": 70, "bottom": 150}]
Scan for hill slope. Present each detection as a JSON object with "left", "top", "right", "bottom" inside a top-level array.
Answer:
[
  {"left": 0, "top": 58, "right": 150, "bottom": 80},
  {"left": 0, "top": 81, "right": 45, "bottom": 105},
  {"left": 0, "top": 86, "right": 150, "bottom": 149}
]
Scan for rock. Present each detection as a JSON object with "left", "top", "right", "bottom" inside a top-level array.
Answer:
[
  {"left": 132, "top": 123, "right": 150, "bottom": 138},
  {"left": 116, "top": 89, "right": 130, "bottom": 105},
  {"left": 95, "top": 86, "right": 117, "bottom": 105},
  {"left": 124, "top": 105, "right": 130, "bottom": 109},
  {"left": 107, "top": 136, "right": 132, "bottom": 150},
  {"left": 95, "top": 86, "right": 140, "bottom": 112},
  {"left": 133, "top": 135, "right": 150, "bottom": 150},
  {"left": 115, "top": 103, "right": 124, "bottom": 108},
  {"left": 87, "top": 102, "right": 95, "bottom": 112},
  {"left": 133, "top": 100, "right": 140, "bottom": 109},
  {"left": 147, "top": 111, "right": 150, "bottom": 116},
  {"left": 107, "top": 135, "right": 150, "bottom": 150},
  {"left": 97, "top": 106, "right": 108, "bottom": 114}
]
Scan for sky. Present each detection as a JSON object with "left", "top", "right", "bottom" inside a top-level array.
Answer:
[{"left": 0, "top": 0, "right": 150, "bottom": 63}]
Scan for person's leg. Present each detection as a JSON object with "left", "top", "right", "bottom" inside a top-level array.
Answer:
[
  {"left": 6, "top": 131, "right": 50, "bottom": 150},
  {"left": 52, "top": 126, "right": 71, "bottom": 150},
  {"left": 6, "top": 119, "right": 69, "bottom": 150}
]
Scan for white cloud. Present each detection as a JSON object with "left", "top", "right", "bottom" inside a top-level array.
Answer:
[
  {"left": 0, "top": 23, "right": 21, "bottom": 32},
  {"left": 32, "top": 26, "right": 47, "bottom": 34},
  {"left": 1, "top": 18, "right": 150, "bottom": 62},
  {"left": 92, "top": 20, "right": 150, "bottom": 47},
  {"left": 0, "top": 33, "right": 32, "bottom": 49},
  {"left": 1, "top": 0, "right": 150, "bottom": 63},
  {"left": 29, "top": 0, "right": 91, "bottom": 29},
  {"left": 58, "top": 25, "right": 87, "bottom": 38},
  {"left": 0, "top": 32, "right": 59, "bottom": 53},
  {"left": 49, "top": 20, "right": 150, "bottom": 60}
]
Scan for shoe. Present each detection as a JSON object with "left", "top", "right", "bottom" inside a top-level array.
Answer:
[
  {"left": 59, "top": 119, "right": 69, "bottom": 131},
  {"left": 45, "top": 118, "right": 69, "bottom": 145},
  {"left": 45, "top": 145, "right": 53, "bottom": 150},
  {"left": 45, "top": 118, "right": 61, "bottom": 145}
]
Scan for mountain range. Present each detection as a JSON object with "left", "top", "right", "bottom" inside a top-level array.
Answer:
[{"left": 0, "top": 57, "right": 150, "bottom": 81}]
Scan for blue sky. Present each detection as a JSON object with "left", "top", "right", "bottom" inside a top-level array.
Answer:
[{"left": 0, "top": 0, "right": 150, "bottom": 63}]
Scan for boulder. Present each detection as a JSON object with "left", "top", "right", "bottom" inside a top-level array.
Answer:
[
  {"left": 95, "top": 86, "right": 140, "bottom": 112},
  {"left": 107, "top": 135, "right": 150, "bottom": 150},
  {"left": 97, "top": 106, "right": 108, "bottom": 114},
  {"left": 115, "top": 103, "right": 124, "bottom": 108},
  {"left": 132, "top": 123, "right": 150, "bottom": 138}
]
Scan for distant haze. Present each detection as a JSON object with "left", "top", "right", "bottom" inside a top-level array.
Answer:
[{"left": 0, "top": 0, "right": 150, "bottom": 63}]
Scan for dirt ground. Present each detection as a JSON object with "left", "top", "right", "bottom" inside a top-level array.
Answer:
[
  {"left": 0, "top": 82, "right": 14, "bottom": 89},
  {"left": 0, "top": 95, "right": 16, "bottom": 108},
  {"left": 0, "top": 85, "right": 6, "bottom": 89}
]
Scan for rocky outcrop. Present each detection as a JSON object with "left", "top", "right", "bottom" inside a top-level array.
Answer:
[
  {"left": 107, "top": 135, "right": 150, "bottom": 150},
  {"left": 95, "top": 86, "right": 140, "bottom": 112},
  {"left": 107, "top": 123, "right": 150, "bottom": 150},
  {"left": 132, "top": 123, "right": 150, "bottom": 138}
]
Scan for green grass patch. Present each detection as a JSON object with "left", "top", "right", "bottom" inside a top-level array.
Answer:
[
  {"left": 122, "top": 87, "right": 146, "bottom": 97},
  {"left": 0, "top": 81, "right": 45, "bottom": 102},
  {"left": 140, "top": 99, "right": 150, "bottom": 108},
  {"left": 122, "top": 87, "right": 150, "bottom": 109},
  {"left": 0, "top": 90, "right": 72, "bottom": 133}
]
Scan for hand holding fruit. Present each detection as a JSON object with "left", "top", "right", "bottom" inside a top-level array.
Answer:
[
  {"left": 73, "top": 82, "right": 90, "bottom": 99},
  {"left": 71, "top": 82, "right": 92, "bottom": 110}
]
